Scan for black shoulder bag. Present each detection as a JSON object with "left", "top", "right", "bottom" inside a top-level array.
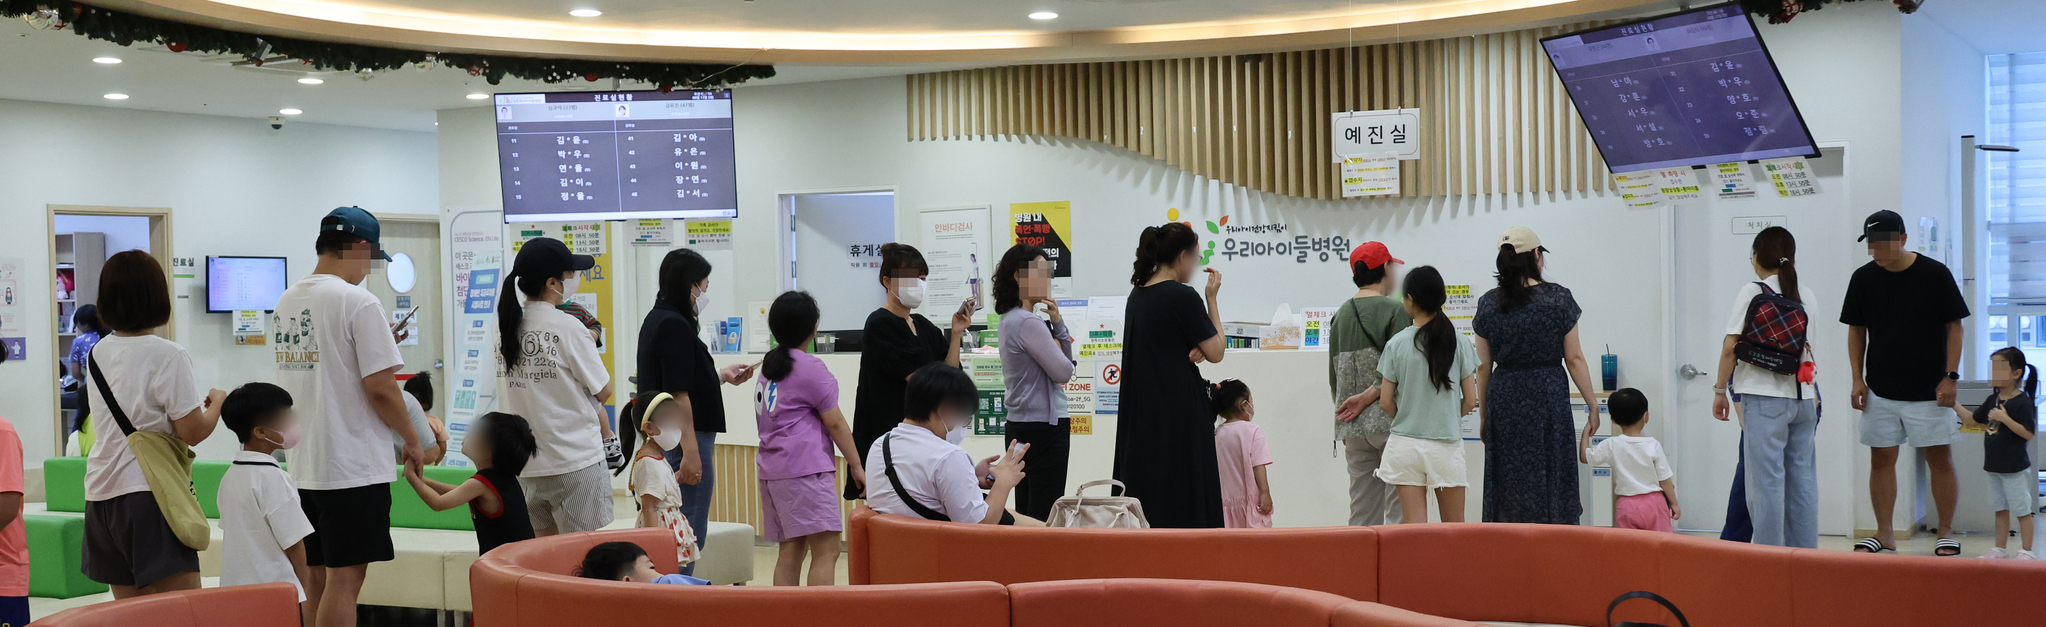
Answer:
[{"left": 881, "top": 433, "right": 951, "bottom": 522}]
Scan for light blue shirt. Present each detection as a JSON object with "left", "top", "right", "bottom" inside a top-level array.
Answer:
[{"left": 1376, "top": 325, "right": 1478, "bottom": 441}]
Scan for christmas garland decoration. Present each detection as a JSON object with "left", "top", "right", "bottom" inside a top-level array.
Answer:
[
  {"left": 0, "top": 0, "right": 774, "bottom": 89},
  {"left": 1739, "top": 0, "right": 1920, "bottom": 24}
]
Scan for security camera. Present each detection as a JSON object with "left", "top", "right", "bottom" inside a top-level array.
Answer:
[{"left": 268, "top": 116, "right": 285, "bottom": 130}]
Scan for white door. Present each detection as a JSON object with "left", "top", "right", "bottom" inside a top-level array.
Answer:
[
  {"left": 364, "top": 220, "right": 444, "bottom": 407},
  {"left": 1667, "top": 150, "right": 1853, "bottom": 535},
  {"left": 789, "top": 193, "right": 896, "bottom": 332}
]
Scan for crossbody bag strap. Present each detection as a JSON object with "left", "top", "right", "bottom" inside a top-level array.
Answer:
[
  {"left": 882, "top": 433, "right": 951, "bottom": 522},
  {"left": 86, "top": 352, "right": 139, "bottom": 437}
]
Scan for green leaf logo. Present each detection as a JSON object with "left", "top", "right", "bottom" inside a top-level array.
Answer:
[{"left": 1206, "top": 221, "right": 1220, "bottom": 234}]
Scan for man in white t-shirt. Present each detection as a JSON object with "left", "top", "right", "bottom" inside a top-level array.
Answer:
[
  {"left": 272, "top": 206, "right": 424, "bottom": 627},
  {"left": 495, "top": 237, "right": 616, "bottom": 535}
]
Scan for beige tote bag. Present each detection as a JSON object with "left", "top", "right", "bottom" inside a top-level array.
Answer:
[{"left": 1046, "top": 480, "right": 1150, "bottom": 529}]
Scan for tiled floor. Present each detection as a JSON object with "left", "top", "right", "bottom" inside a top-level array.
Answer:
[{"left": 28, "top": 521, "right": 2030, "bottom": 623}]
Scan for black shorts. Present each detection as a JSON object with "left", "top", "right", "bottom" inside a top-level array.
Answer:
[
  {"left": 300, "top": 484, "right": 394, "bottom": 568},
  {"left": 83, "top": 492, "right": 200, "bottom": 587}
]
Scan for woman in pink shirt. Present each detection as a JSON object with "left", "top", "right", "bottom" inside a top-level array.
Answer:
[
  {"left": 755, "top": 291, "right": 865, "bottom": 586},
  {"left": 1212, "top": 380, "right": 1274, "bottom": 528}
]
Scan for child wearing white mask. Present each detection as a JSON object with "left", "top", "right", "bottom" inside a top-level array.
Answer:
[
  {"left": 627, "top": 393, "right": 701, "bottom": 567},
  {"left": 217, "top": 382, "right": 317, "bottom": 615}
]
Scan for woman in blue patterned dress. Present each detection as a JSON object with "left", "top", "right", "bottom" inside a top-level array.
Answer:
[{"left": 1471, "top": 227, "right": 1605, "bottom": 524}]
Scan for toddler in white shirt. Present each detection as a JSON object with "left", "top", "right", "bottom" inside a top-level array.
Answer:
[{"left": 1580, "top": 388, "right": 1680, "bottom": 532}]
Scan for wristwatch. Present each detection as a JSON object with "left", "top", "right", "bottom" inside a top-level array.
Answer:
[{"left": 1946, "top": 371, "right": 1961, "bottom": 381}]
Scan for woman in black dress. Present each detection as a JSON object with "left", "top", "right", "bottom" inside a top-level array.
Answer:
[
  {"left": 847, "top": 243, "right": 970, "bottom": 500},
  {"left": 1114, "top": 222, "right": 1227, "bottom": 528},
  {"left": 1471, "top": 227, "right": 1603, "bottom": 524}
]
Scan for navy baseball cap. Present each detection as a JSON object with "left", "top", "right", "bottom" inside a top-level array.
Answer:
[
  {"left": 1858, "top": 210, "right": 1906, "bottom": 242},
  {"left": 513, "top": 237, "right": 595, "bottom": 279},
  {"left": 321, "top": 206, "right": 390, "bottom": 261}
]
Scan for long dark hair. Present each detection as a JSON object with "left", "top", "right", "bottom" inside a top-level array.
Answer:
[
  {"left": 1753, "top": 226, "right": 1801, "bottom": 304},
  {"left": 1993, "top": 346, "right": 2040, "bottom": 399},
  {"left": 993, "top": 244, "right": 1047, "bottom": 314},
  {"left": 497, "top": 267, "right": 558, "bottom": 375},
  {"left": 1210, "top": 379, "right": 1252, "bottom": 418},
  {"left": 1492, "top": 245, "right": 1545, "bottom": 312},
  {"left": 1131, "top": 222, "right": 1199, "bottom": 286},
  {"left": 658, "top": 248, "right": 713, "bottom": 329},
  {"left": 1406, "top": 266, "right": 1458, "bottom": 392},
  {"left": 761, "top": 291, "right": 820, "bottom": 381}
]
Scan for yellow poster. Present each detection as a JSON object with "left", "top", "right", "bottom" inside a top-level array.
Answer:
[{"left": 1009, "top": 201, "right": 1072, "bottom": 279}]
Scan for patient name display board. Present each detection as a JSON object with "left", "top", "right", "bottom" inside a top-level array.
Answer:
[
  {"left": 494, "top": 90, "right": 736, "bottom": 222},
  {"left": 1541, "top": 4, "right": 1817, "bottom": 172},
  {"left": 206, "top": 256, "right": 287, "bottom": 313}
]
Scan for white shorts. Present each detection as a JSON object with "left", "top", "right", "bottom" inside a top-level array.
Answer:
[
  {"left": 1987, "top": 470, "right": 2038, "bottom": 515},
  {"left": 1373, "top": 434, "right": 1468, "bottom": 488},
  {"left": 1858, "top": 394, "right": 1958, "bottom": 448},
  {"left": 521, "top": 460, "right": 617, "bottom": 533}
]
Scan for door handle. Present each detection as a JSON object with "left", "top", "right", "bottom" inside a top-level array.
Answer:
[{"left": 1678, "top": 364, "right": 1707, "bottom": 380}]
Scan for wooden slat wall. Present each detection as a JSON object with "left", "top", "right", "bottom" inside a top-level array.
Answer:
[{"left": 906, "top": 24, "right": 1615, "bottom": 200}]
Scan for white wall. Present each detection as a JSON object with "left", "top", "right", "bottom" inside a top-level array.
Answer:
[
  {"left": 0, "top": 98, "right": 439, "bottom": 463},
  {"left": 431, "top": 2, "right": 1927, "bottom": 531},
  {"left": 54, "top": 215, "right": 152, "bottom": 256}
]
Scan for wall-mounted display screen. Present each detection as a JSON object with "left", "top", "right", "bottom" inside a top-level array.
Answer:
[
  {"left": 1541, "top": 3, "right": 1819, "bottom": 172},
  {"left": 494, "top": 89, "right": 736, "bottom": 222},
  {"left": 206, "top": 256, "right": 288, "bottom": 313}
]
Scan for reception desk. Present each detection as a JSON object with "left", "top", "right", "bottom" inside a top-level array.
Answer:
[{"left": 690, "top": 348, "right": 1610, "bottom": 528}]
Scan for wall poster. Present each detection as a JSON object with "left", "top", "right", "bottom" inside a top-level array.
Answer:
[
  {"left": 444, "top": 210, "right": 505, "bottom": 467},
  {"left": 1009, "top": 201, "right": 1073, "bottom": 295},
  {"left": 917, "top": 206, "right": 994, "bottom": 320}
]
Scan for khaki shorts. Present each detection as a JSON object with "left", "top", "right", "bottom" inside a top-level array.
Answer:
[{"left": 521, "top": 461, "right": 616, "bottom": 533}]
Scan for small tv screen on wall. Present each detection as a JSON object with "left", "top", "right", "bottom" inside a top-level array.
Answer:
[
  {"left": 492, "top": 89, "right": 737, "bottom": 222},
  {"left": 1540, "top": 3, "right": 1820, "bottom": 172}
]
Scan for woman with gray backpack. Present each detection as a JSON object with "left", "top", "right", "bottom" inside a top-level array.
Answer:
[{"left": 1710, "top": 226, "right": 1820, "bottom": 548}]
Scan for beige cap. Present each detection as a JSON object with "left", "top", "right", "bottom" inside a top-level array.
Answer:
[{"left": 1498, "top": 226, "right": 1547, "bottom": 255}]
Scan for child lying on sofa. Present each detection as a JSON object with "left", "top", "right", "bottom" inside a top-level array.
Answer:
[{"left": 575, "top": 542, "right": 710, "bottom": 585}]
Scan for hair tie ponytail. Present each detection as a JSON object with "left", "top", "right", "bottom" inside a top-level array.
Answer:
[{"left": 497, "top": 267, "right": 525, "bottom": 375}]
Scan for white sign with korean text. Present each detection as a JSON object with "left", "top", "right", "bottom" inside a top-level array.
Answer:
[
  {"left": 1711, "top": 162, "right": 1759, "bottom": 200},
  {"left": 1762, "top": 157, "right": 1822, "bottom": 197},
  {"left": 1332, "top": 109, "right": 1420, "bottom": 161},
  {"left": 1613, "top": 170, "right": 1665, "bottom": 209},
  {"left": 1732, "top": 216, "right": 1788, "bottom": 235},
  {"left": 1341, "top": 154, "right": 1400, "bottom": 198}
]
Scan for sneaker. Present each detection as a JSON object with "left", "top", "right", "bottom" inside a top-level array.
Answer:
[
  {"left": 1979, "top": 547, "right": 2011, "bottom": 559},
  {"left": 2017, "top": 550, "right": 2038, "bottom": 561}
]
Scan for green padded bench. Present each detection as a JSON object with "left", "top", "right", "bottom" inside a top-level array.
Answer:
[{"left": 27, "top": 514, "right": 106, "bottom": 599}]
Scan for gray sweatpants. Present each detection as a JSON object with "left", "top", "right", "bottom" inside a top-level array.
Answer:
[{"left": 1345, "top": 435, "right": 1404, "bottom": 526}]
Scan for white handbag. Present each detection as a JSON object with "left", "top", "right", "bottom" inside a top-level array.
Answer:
[{"left": 1045, "top": 480, "right": 1150, "bottom": 529}]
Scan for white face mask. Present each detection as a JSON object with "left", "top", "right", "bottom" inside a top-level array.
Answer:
[
  {"left": 944, "top": 411, "right": 970, "bottom": 444},
  {"left": 554, "top": 275, "right": 579, "bottom": 300},
  {"left": 693, "top": 289, "right": 710, "bottom": 316},
  {"left": 265, "top": 423, "right": 303, "bottom": 450},
  {"left": 650, "top": 425, "right": 683, "bottom": 451},
  {"left": 896, "top": 278, "right": 928, "bottom": 309}
]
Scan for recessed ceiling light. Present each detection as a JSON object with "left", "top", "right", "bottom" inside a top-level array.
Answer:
[
  {"left": 1029, "top": 11, "right": 1058, "bottom": 20},
  {"left": 280, "top": 108, "right": 303, "bottom": 115},
  {"left": 467, "top": 93, "right": 490, "bottom": 100},
  {"left": 298, "top": 77, "right": 324, "bottom": 85},
  {"left": 92, "top": 56, "right": 122, "bottom": 64},
  {"left": 568, "top": 8, "right": 602, "bottom": 17},
  {"left": 102, "top": 93, "right": 128, "bottom": 100}
]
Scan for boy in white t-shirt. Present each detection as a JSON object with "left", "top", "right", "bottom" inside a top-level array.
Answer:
[
  {"left": 217, "top": 382, "right": 315, "bottom": 617},
  {"left": 1581, "top": 388, "right": 1681, "bottom": 533}
]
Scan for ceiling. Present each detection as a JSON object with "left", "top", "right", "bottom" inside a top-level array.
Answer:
[
  {"left": 98, "top": 0, "right": 1668, "bottom": 63},
  {"left": 0, "top": 18, "right": 970, "bottom": 132},
  {"left": 1915, "top": 0, "right": 2046, "bottom": 55}
]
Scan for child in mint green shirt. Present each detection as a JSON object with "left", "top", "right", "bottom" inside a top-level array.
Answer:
[{"left": 1373, "top": 266, "right": 1478, "bottom": 524}]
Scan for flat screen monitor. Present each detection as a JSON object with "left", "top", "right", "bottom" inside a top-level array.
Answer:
[
  {"left": 1541, "top": 3, "right": 1819, "bottom": 172},
  {"left": 493, "top": 89, "right": 737, "bottom": 222},
  {"left": 206, "top": 256, "right": 288, "bottom": 313}
]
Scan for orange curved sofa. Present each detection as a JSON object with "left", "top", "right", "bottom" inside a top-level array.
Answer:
[
  {"left": 31, "top": 582, "right": 299, "bottom": 627},
  {"left": 468, "top": 527, "right": 1477, "bottom": 627},
  {"left": 849, "top": 507, "right": 2046, "bottom": 627}
]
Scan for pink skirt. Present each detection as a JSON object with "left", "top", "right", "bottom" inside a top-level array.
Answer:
[{"left": 1614, "top": 493, "right": 1674, "bottom": 532}]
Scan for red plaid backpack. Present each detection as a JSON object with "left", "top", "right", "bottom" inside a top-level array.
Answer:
[{"left": 1734, "top": 282, "right": 1809, "bottom": 394}]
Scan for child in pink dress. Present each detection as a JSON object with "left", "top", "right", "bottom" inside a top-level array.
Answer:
[{"left": 1212, "top": 380, "right": 1274, "bottom": 528}]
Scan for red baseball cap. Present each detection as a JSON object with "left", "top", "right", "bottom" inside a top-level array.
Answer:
[{"left": 1348, "top": 241, "right": 1403, "bottom": 269}]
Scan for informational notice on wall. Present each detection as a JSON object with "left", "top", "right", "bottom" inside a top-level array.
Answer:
[
  {"left": 1762, "top": 157, "right": 1821, "bottom": 197},
  {"left": 1653, "top": 167, "right": 1703, "bottom": 201},
  {"left": 444, "top": 209, "right": 508, "bottom": 467},
  {"left": 1093, "top": 360, "right": 1121, "bottom": 415},
  {"left": 974, "top": 389, "right": 1007, "bottom": 436},
  {"left": 1340, "top": 154, "right": 1400, "bottom": 198},
  {"left": 746, "top": 300, "right": 772, "bottom": 353},
  {"left": 1010, "top": 201, "right": 1073, "bottom": 296},
  {"left": 1711, "top": 162, "right": 1758, "bottom": 200},
  {"left": 1065, "top": 372, "right": 1094, "bottom": 435},
  {"left": 918, "top": 206, "right": 994, "bottom": 320},
  {"left": 0, "top": 258, "right": 23, "bottom": 362},
  {"left": 391, "top": 310, "right": 422, "bottom": 347},
  {"left": 1445, "top": 284, "right": 1477, "bottom": 339},
  {"left": 1302, "top": 307, "right": 1336, "bottom": 349},
  {"left": 1612, "top": 170, "right": 1665, "bottom": 209},
  {"left": 631, "top": 218, "right": 672, "bottom": 246},
  {"left": 683, "top": 218, "right": 733, "bottom": 250}
]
